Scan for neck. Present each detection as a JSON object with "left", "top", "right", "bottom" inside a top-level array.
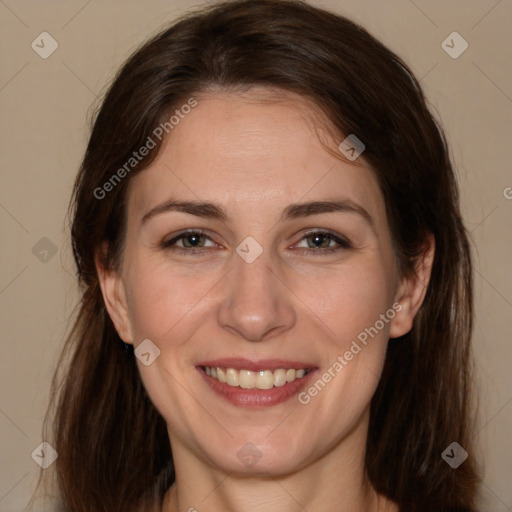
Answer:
[{"left": 162, "top": 410, "right": 397, "bottom": 512}]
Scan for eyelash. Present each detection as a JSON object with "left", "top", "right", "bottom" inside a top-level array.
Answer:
[{"left": 161, "top": 229, "right": 352, "bottom": 256}]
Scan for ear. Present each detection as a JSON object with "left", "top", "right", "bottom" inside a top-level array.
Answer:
[
  {"left": 95, "top": 245, "right": 134, "bottom": 344},
  {"left": 389, "top": 233, "right": 435, "bottom": 339}
]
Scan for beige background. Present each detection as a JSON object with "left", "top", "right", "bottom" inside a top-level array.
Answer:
[{"left": 0, "top": 0, "right": 510, "bottom": 510}]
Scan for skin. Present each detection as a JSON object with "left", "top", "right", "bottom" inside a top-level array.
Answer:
[{"left": 97, "top": 87, "right": 434, "bottom": 512}]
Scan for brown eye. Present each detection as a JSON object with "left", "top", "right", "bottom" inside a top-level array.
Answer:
[
  {"left": 162, "top": 230, "right": 216, "bottom": 251},
  {"left": 294, "top": 230, "right": 352, "bottom": 254},
  {"left": 305, "top": 233, "right": 334, "bottom": 249},
  {"left": 180, "top": 233, "right": 207, "bottom": 248}
]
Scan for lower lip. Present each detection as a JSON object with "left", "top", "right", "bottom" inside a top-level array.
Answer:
[{"left": 198, "top": 368, "right": 315, "bottom": 407}]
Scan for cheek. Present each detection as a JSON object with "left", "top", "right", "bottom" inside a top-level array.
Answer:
[
  {"left": 291, "top": 258, "right": 393, "bottom": 407},
  {"left": 124, "top": 256, "right": 219, "bottom": 343},
  {"left": 290, "top": 263, "right": 393, "bottom": 438},
  {"left": 290, "top": 257, "right": 394, "bottom": 346},
  {"left": 122, "top": 257, "right": 219, "bottom": 431}
]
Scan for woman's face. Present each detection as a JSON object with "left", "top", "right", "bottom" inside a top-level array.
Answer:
[{"left": 100, "top": 88, "right": 424, "bottom": 476}]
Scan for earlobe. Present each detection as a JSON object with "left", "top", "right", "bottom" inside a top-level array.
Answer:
[
  {"left": 389, "top": 233, "right": 435, "bottom": 339},
  {"left": 95, "top": 249, "right": 134, "bottom": 344}
]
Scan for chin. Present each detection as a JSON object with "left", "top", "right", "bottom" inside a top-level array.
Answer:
[{"left": 198, "top": 432, "right": 315, "bottom": 476}]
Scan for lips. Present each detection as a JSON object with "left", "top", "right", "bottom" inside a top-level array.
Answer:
[
  {"left": 198, "top": 358, "right": 311, "bottom": 372},
  {"left": 197, "top": 358, "right": 316, "bottom": 407}
]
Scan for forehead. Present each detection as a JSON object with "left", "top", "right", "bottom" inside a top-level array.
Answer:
[{"left": 127, "top": 88, "right": 385, "bottom": 225}]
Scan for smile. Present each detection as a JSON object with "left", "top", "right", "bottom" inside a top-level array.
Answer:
[
  {"left": 197, "top": 359, "right": 316, "bottom": 407},
  {"left": 202, "top": 366, "right": 311, "bottom": 389}
]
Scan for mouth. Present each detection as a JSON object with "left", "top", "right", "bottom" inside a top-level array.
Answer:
[
  {"left": 201, "top": 366, "right": 311, "bottom": 389},
  {"left": 197, "top": 359, "right": 316, "bottom": 407}
]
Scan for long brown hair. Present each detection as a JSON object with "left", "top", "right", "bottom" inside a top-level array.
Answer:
[{"left": 31, "top": 1, "right": 481, "bottom": 510}]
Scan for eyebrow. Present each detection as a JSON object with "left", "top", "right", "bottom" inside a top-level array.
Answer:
[
  {"left": 282, "top": 200, "right": 373, "bottom": 227},
  {"left": 141, "top": 200, "right": 228, "bottom": 224},
  {"left": 141, "top": 198, "right": 374, "bottom": 228}
]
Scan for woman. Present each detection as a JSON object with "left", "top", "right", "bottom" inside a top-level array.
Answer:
[{"left": 33, "top": 0, "right": 481, "bottom": 510}]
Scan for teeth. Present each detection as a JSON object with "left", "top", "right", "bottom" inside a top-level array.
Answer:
[
  {"left": 239, "top": 370, "right": 256, "bottom": 389},
  {"left": 286, "top": 369, "right": 296, "bottom": 382},
  {"left": 204, "top": 366, "right": 309, "bottom": 388},
  {"left": 256, "top": 370, "right": 274, "bottom": 389},
  {"left": 273, "top": 369, "right": 287, "bottom": 387},
  {"left": 217, "top": 367, "right": 226, "bottom": 383},
  {"left": 226, "top": 368, "right": 239, "bottom": 386}
]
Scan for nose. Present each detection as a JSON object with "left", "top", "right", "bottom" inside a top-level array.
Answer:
[{"left": 217, "top": 249, "right": 296, "bottom": 342}]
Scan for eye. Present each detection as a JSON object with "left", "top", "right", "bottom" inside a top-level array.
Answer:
[
  {"left": 161, "top": 229, "right": 217, "bottom": 253},
  {"left": 161, "top": 229, "right": 352, "bottom": 256},
  {"left": 293, "top": 230, "right": 352, "bottom": 254}
]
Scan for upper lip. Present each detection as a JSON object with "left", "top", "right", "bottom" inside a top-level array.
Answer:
[{"left": 197, "top": 358, "right": 314, "bottom": 372}]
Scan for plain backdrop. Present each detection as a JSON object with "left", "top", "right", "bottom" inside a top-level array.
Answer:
[{"left": 0, "top": 0, "right": 511, "bottom": 510}]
